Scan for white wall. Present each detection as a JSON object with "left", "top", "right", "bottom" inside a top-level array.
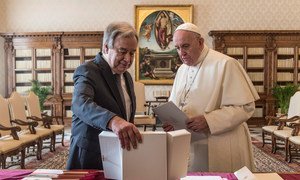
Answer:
[{"left": 1, "top": 0, "right": 300, "bottom": 98}]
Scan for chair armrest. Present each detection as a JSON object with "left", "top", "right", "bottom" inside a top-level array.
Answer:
[
  {"left": 28, "top": 116, "right": 51, "bottom": 129},
  {"left": 265, "top": 116, "right": 278, "bottom": 125},
  {"left": 265, "top": 114, "right": 287, "bottom": 125},
  {"left": 11, "top": 119, "right": 38, "bottom": 134},
  {"left": 41, "top": 114, "right": 55, "bottom": 124},
  {"left": 277, "top": 115, "right": 300, "bottom": 123},
  {"left": 273, "top": 115, "right": 300, "bottom": 130},
  {"left": 289, "top": 122, "right": 300, "bottom": 136},
  {"left": 42, "top": 114, "right": 64, "bottom": 125},
  {"left": 41, "top": 111, "right": 48, "bottom": 116},
  {"left": 0, "top": 124, "right": 21, "bottom": 140}
]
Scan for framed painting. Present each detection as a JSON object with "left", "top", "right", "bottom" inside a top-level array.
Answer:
[{"left": 135, "top": 5, "right": 193, "bottom": 84}]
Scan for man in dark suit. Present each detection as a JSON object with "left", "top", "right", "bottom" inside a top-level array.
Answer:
[{"left": 66, "top": 22, "right": 142, "bottom": 170}]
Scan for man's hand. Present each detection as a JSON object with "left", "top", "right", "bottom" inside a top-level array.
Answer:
[
  {"left": 186, "top": 115, "right": 210, "bottom": 133},
  {"left": 162, "top": 122, "right": 174, "bottom": 132},
  {"left": 108, "top": 116, "right": 142, "bottom": 150}
]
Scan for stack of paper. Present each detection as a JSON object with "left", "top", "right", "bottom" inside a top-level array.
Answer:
[{"left": 22, "top": 169, "right": 63, "bottom": 180}]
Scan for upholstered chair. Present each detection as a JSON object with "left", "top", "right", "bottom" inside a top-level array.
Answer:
[
  {"left": 25, "top": 91, "right": 65, "bottom": 150},
  {"left": 8, "top": 92, "right": 54, "bottom": 159},
  {"left": 133, "top": 82, "right": 156, "bottom": 131},
  {"left": 0, "top": 95, "right": 25, "bottom": 168},
  {"left": 271, "top": 92, "right": 300, "bottom": 161}
]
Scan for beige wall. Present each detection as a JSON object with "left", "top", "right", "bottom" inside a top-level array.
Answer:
[
  {"left": 1, "top": 0, "right": 300, "bottom": 98},
  {"left": 0, "top": 1, "right": 5, "bottom": 96},
  {"left": 0, "top": 38, "right": 5, "bottom": 96}
]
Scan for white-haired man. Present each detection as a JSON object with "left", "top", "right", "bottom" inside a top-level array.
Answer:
[{"left": 67, "top": 22, "right": 142, "bottom": 170}]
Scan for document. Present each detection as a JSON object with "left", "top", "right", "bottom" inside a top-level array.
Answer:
[
  {"left": 153, "top": 101, "right": 189, "bottom": 130},
  {"left": 153, "top": 101, "right": 207, "bottom": 141},
  {"left": 234, "top": 166, "right": 283, "bottom": 180},
  {"left": 234, "top": 166, "right": 256, "bottom": 180},
  {"left": 22, "top": 169, "right": 63, "bottom": 180},
  {"left": 181, "top": 176, "right": 223, "bottom": 180}
]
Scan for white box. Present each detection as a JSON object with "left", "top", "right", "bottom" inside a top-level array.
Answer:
[
  {"left": 167, "top": 130, "right": 191, "bottom": 180},
  {"left": 99, "top": 131, "right": 167, "bottom": 180}
]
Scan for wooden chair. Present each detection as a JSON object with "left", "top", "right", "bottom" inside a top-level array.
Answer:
[
  {"left": 0, "top": 95, "right": 25, "bottom": 169},
  {"left": 5, "top": 93, "right": 43, "bottom": 160},
  {"left": 0, "top": 128, "right": 25, "bottom": 169},
  {"left": 284, "top": 92, "right": 300, "bottom": 162},
  {"left": 271, "top": 92, "right": 300, "bottom": 161},
  {"left": 25, "top": 91, "right": 65, "bottom": 150},
  {"left": 8, "top": 92, "right": 54, "bottom": 159},
  {"left": 287, "top": 123, "right": 300, "bottom": 162},
  {"left": 133, "top": 82, "right": 156, "bottom": 131},
  {"left": 263, "top": 114, "right": 291, "bottom": 147}
]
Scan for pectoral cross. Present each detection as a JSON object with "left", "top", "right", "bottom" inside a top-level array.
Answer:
[{"left": 179, "top": 99, "right": 187, "bottom": 110}]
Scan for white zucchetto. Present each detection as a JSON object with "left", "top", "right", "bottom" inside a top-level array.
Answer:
[{"left": 175, "top": 22, "right": 201, "bottom": 35}]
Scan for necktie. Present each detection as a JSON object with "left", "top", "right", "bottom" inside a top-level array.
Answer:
[{"left": 115, "top": 74, "right": 126, "bottom": 110}]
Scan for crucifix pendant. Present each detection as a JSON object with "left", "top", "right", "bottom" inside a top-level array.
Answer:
[{"left": 179, "top": 99, "right": 187, "bottom": 110}]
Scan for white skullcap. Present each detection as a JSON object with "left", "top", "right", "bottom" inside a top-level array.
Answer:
[{"left": 175, "top": 22, "right": 201, "bottom": 35}]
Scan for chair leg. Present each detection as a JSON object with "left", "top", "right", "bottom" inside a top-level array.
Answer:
[
  {"left": 20, "top": 149, "right": 25, "bottom": 169},
  {"left": 61, "top": 130, "right": 65, "bottom": 146},
  {"left": 52, "top": 135, "right": 56, "bottom": 152},
  {"left": 272, "top": 135, "right": 277, "bottom": 154},
  {"left": 37, "top": 140, "right": 43, "bottom": 160},
  {"left": 262, "top": 131, "right": 265, "bottom": 147},
  {"left": 1, "top": 155, "right": 6, "bottom": 169},
  {"left": 51, "top": 134, "right": 56, "bottom": 152},
  {"left": 288, "top": 143, "right": 292, "bottom": 163},
  {"left": 143, "top": 125, "right": 147, "bottom": 131},
  {"left": 152, "top": 124, "right": 156, "bottom": 131},
  {"left": 285, "top": 139, "right": 289, "bottom": 161}
]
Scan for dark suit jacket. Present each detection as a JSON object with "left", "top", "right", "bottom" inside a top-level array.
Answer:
[{"left": 66, "top": 53, "right": 136, "bottom": 170}]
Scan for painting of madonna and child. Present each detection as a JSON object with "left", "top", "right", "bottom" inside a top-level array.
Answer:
[{"left": 135, "top": 6, "right": 193, "bottom": 84}]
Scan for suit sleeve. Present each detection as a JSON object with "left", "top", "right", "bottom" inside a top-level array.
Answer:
[{"left": 72, "top": 65, "right": 116, "bottom": 130}]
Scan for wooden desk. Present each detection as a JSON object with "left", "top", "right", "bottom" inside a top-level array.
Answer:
[
  {"left": 1, "top": 170, "right": 299, "bottom": 180},
  {"left": 54, "top": 170, "right": 104, "bottom": 179},
  {"left": 0, "top": 169, "right": 103, "bottom": 180}
]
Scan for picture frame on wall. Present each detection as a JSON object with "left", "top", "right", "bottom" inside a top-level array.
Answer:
[{"left": 135, "top": 5, "right": 193, "bottom": 85}]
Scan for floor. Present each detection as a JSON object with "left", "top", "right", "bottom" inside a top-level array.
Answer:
[{"left": 249, "top": 127, "right": 263, "bottom": 141}]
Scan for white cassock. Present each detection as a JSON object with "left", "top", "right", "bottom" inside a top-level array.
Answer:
[{"left": 169, "top": 44, "right": 260, "bottom": 172}]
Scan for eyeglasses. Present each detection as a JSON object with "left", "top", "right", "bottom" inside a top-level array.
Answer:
[
  {"left": 114, "top": 47, "right": 136, "bottom": 57},
  {"left": 175, "top": 37, "right": 203, "bottom": 52},
  {"left": 175, "top": 44, "right": 191, "bottom": 52}
]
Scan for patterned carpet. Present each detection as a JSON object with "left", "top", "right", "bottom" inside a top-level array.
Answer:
[
  {"left": 252, "top": 140, "right": 300, "bottom": 172},
  {"left": 253, "top": 143, "right": 298, "bottom": 172},
  {"left": 24, "top": 142, "right": 69, "bottom": 169},
  {"left": 16, "top": 128, "right": 300, "bottom": 172},
  {"left": 250, "top": 127, "right": 300, "bottom": 172}
]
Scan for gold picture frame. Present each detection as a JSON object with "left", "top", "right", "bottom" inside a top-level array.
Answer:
[{"left": 135, "top": 5, "right": 193, "bottom": 85}]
